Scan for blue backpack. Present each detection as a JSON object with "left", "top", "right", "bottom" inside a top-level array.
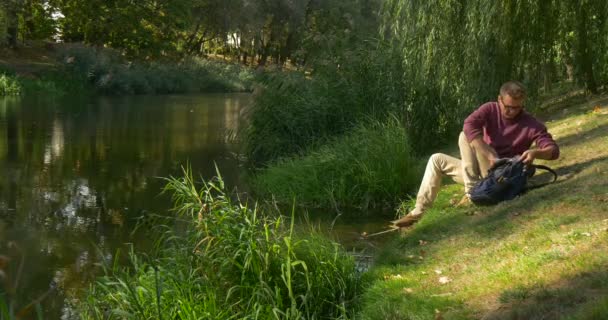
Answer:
[{"left": 469, "top": 157, "right": 557, "bottom": 205}]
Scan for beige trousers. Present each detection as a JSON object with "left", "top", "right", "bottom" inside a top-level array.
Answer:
[{"left": 410, "top": 132, "right": 491, "bottom": 216}]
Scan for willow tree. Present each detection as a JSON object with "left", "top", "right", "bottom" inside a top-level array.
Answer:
[{"left": 381, "top": 0, "right": 607, "bottom": 107}]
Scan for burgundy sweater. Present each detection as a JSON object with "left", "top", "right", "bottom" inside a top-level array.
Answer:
[{"left": 463, "top": 102, "right": 559, "bottom": 159}]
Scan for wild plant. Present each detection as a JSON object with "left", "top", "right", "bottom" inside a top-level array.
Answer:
[
  {"left": 251, "top": 117, "right": 423, "bottom": 210},
  {"left": 0, "top": 74, "right": 22, "bottom": 96},
  {"left": 81, "top": 167, "right": 361, "bottom": 319},
  {"left": 0, "top": 243, "right": 50, "bottom": 320}
]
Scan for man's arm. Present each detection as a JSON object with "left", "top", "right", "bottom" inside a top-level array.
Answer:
[
  {"left": 520, "top": 145, "right": 558, "bottom": 164},
  {"left": 470, "top": 136, "right": 499, "bottom": 165},
  {"left": 522, "top": 124, "right": 560, "bottom": 164}
]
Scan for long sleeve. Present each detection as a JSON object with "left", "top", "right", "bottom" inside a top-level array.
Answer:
[{"left": 463, "top": 102, "right": 493, "bottom": 142}]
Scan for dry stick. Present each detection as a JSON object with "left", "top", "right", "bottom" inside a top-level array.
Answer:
[{"left": 362, "top": 226, "right": 400, "bottom": 238}]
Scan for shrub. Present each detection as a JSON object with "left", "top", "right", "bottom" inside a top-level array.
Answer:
[
  {"left": 81, "top": 168, "right": 361, "bottom": 319},
  {"left": 243, "top": 43, "right": 463, "bottom": 167},
  {"left": 55, "top": 45, "right": 254, "bottom": 95},
  {"left": 251, "top": 118, "right": 423, "bottom": 210},
  {"left": 0, "top": 74, "right": 22, "bottom": 96}
]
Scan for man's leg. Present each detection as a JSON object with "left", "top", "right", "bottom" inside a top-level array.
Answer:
[
  {"left": 393, "top": 153, "right": 462, "bottom": 227},
  {"left": 459, "top": 132, "right": 491, "bottom": 194}
]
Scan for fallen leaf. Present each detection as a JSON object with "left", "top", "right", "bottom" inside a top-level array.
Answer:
[
  {"left": 582, "top": 232, "right": 591, "bottom": 237},
  {"left": 403, "top": 288, "right": 414, "bottom": 294},
  {"left": 438, "top": 276, "right": 452, "bottom": 284},
  {"left": 419, "top": 240, "right": 428, "bottom": 246},
  {"left": 407, "top": 255, "right": 415, "bottom": 259},
  {"left": 435, "top": 309, "right": 444, "bottom": 320},
  {"left": 434, "top": 269, "right": 443, "bottom": 275}
]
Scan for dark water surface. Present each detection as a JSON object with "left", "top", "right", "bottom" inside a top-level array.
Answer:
[{"left": 0, "top": 93, "right": 250, "bottom": 318}]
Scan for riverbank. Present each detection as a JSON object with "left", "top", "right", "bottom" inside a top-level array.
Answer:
[
  {"left": 359, "top": 89, "right": 608, "bottom": 319},
  {"left": 0, "top": 43, "right": 254, "bottom": 97},
  {"left": 68, "top": 88, "right": 608, "bottom": 319}
]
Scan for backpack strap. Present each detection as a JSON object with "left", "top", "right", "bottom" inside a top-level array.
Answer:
[{"left": 526, "top": 164, "right": 558, "bottom": 190}]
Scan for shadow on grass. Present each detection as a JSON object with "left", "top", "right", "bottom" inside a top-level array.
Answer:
[
  {"left": 552, "top": 122, "right": 608, "bottom": 150},
  {"left": 468, "top": 155, "right": 608, "bottom": 239},
  {"left": 378, "top": 154, "right": 608, "bottom": 261},
  {"left": 482, "top": 269, "right": 608, "bottom": 320}
]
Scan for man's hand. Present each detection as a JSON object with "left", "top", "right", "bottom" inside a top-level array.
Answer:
[
  {"left": 520, "top": 149, "right": 537, "bottom": 164},
  {"left": 521, "top": 146, "right": 557, "bottom": 164}
]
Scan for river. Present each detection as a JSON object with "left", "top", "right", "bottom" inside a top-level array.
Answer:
[{"left": 0, "top": 93, "right": 387, "bottom": 318}]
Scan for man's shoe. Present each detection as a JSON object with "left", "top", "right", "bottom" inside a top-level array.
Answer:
[
  {"left": 391, "top": 214, "right": 421, "bottom": 228},
  {"left": 455, "top": 194, "right": 472, "bottom": 207}
]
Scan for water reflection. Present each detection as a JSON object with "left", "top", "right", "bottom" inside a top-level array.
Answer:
[{"left": 0, "top": 93, "right": 250, "bottom": 318}]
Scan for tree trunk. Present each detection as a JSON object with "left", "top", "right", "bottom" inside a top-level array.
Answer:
[
  {"left": 6, "top": 0, "right": 19, "bottom": 48},
  {"left": 575, "top": 2, "right": 598, "bottom": 93}
]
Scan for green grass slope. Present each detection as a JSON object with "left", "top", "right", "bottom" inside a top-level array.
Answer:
[{"left": 360, "top": 90, "right": 608, "bottom": 320}]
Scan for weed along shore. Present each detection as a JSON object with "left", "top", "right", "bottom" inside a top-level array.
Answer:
[{"left": 81, "top": 169, "right": 363, "bottom": 319}]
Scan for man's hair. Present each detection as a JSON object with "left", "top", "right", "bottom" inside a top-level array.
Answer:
[{"left": 499, "top": 81, "right": 527, "bottom": 99}]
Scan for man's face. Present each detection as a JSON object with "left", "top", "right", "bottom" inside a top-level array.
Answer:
[{"left": 498, "top": 94, "right": 524, "bottom": 119}]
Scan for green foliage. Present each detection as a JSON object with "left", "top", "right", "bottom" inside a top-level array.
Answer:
[
  {"left": 56, "top": 45, "right": 254, "bottom": 94},
  {"left": 381, "top": 0, "right": 608, "bottom": 102},
  {"left": 245, "top": 43, "right": 460, "bottom": 167},
  {"left": 81, "top": 168, "right": 361, "bottom": 319},
  {"left": 252, "top": 118, "right": 422, "bottom": 210},
  {"left": 0, "top": 73, "right": 21, "bottom": 95}
]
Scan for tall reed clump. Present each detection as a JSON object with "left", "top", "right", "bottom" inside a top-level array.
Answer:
[
  {"left": 56, "top": 45, "right": 255, "bottom": 95},
  {"left": 244, "top": 43, "right": 463, "bottom": 168},
  {"left": 251, "top": 118, "right": 422, "bottom": 210},
  {"left": 0, "top": 74, "right": 22, "bottom": 96},
  {"left": 81, "top": 168, "right": 361, "bottom": 319}
]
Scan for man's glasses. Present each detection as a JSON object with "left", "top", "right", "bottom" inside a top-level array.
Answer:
[{"left": 499, "top": 97, "right": 524, "bottom": 112}]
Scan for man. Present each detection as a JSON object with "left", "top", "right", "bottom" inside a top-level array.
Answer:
[{"left": 393, "top": 81, "right": 560, "bottom": 228}]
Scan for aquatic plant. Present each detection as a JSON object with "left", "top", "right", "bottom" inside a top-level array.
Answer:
[{"left": 81, "top": 167, "right": 361, "bottom": 319}]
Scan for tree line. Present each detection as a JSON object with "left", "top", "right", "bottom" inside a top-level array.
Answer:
[
  {"left": 381, "top": 0, "right": 607, "bottom": 97},
  {"left": 0, "top": 0, "right": 379, "bottom": 67}
]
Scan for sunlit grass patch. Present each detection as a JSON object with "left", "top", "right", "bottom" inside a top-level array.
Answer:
[{"left": 361, "top": 90, "right": 608, "bottom": 319}]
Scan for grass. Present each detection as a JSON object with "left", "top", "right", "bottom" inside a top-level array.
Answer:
[
  {"left": 359, "top": 90, "right": 608, "bottom": 319},
  {"left": 251, "top": 117, "right": 423, "bottom": 211},
  {"left": 80, "top": 167, "right": 362, "bottom": 319}
]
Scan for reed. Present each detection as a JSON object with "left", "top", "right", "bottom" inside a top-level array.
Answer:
[
  {"left": 81, "top": 167, "right": 361, "bottom": 319},
  {"left": 251, "top": 117, "right": 422, "bottom": 210}
]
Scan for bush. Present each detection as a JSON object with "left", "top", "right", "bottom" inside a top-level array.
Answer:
[
  {"left": 81, "top": 168, "right": 361, "bottom": 319},
  {"left": 56, "top": 45, "right": 255, "bottom": 95},
  {"left": 251, "top": 118, "right": 423, "bottom": 210},
  {"left": 244, "top": 43, "right": 463, "bottom": 167},
  {"left": 0, "top": 74, "right": 22, "bottom": 96}
]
